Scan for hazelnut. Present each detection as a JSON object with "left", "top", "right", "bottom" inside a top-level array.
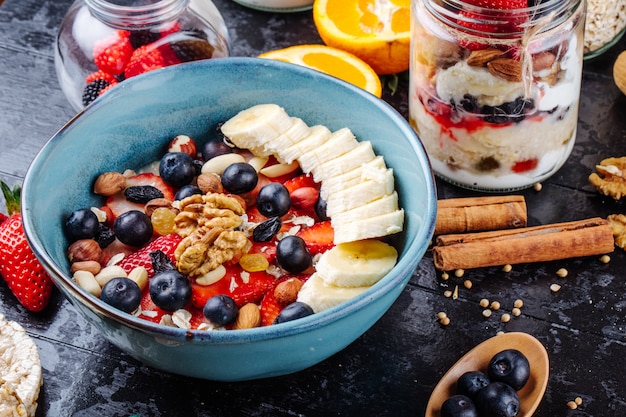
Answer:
[
  {"left": 68, "top": 239, "right": 102, "bottom": 263},
  {"left": 167, "top": 134, "right": 197, "bottom": 157},
  {"left": 197, "top": 172, "right": 224, "bottom": 194},
  {"left": 274, "top": 278, "right": 303, "bottom": 306},
  {"left": 93, "top": 172, "right": 126, "bottom": 196}
]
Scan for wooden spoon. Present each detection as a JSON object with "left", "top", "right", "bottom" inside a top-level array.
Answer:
[{"left": 425, "top": 332, "right": 549, "bottom": 417}]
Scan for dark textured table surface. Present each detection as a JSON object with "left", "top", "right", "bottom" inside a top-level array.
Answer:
[{"left": 2, "top": 0, "right": 626, "bottom": 416}]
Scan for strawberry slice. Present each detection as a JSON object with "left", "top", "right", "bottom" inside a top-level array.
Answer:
[
  {"left": 117, "top": 233, "right": 182, "bottom": 277},
  {"left": 259, "top": 288, "right": 282, "bottom": 326},
  {"left": 283, "top": 173, "right": 319, "bottom": 194},
  {"left": 190, "top": 264, "right": 277, "bottom": 309},
  {"left": 106, "top": 173, "right": 174, "bottom": 219},
  {"left": 296, "top": 220, "right": 335, "bottom": 255}
]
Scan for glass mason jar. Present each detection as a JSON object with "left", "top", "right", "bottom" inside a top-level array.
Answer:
[
  {"left": 55, "top": 0, "right": 230, "bottom": 111},
  {"left": 409, "top": 0, "right": 585, "bottom": 191}
]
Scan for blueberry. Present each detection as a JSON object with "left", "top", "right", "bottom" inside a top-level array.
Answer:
[
  {"left": 65, "top": 208, "right": 100, "bottom": 242},
  {"left": 175, "top": 184, "right": 203, "bottom": 201},
  {"left": 457, "top": 371, "right": 491, "bottom": 399},
  {"left": 203, "top": 295, "right": 238, "bottom": 327},
  {"left": 314, "top": 196, "right": 329, "bottom": 221},
  {"left": 149, "top": 270, "right": 192, "bottom": 311},
  {"left": 273, "top": 301, "right": 314, "bottom": 324},
  {"left": 113, "top": 210, "right": 153, "bottom": 247},
  {"left": 475, "top": 382, "right": 520, "bottom": 417},
  {"left": 256, "top": 182, "right": 291, "bottom": 217},
  {"left": 221, "top": 162, "right": 258, "bottom": 194},
  {"left": 276, "top": 235, "right": 312, "bottom": 274},
  {"left": 201, "top": 140, "right": 233, "bottom": 161},
  {"left": 100, "top": 277, "right": 142, "bottom": 313},
  {"left": 488, "top": 349, "right": 530, "bottom": 391},
  {"left": 440, "top": 394, "right": 478, "bottom": 417},
  {"left": 159, "top": 152, "right": 196, "bottom": 188}
]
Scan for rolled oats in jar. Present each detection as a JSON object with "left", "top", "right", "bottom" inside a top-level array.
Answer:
[{"left": 409, "top": 0, "right": 585, "bottom": 191}]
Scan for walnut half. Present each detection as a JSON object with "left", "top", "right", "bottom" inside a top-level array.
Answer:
[
  {"left": 589, "top": 157, "right": 626, "bottom": 200},
  {"left": 607, "top": 214, "right": 626, "bottom": 249}
]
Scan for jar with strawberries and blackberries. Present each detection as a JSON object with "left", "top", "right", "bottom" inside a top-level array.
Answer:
[
  {"left": 55, "top": 0, "right": 230, "bottom": 111},
  {"left": 409, "top": 0, "right": 585, "bottom": 191}
]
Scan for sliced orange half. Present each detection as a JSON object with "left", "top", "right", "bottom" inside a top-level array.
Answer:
[
  {"left": 259, "top": 44, "right": 383, "bottom": 98},
  {"left": 312, "top": 0, "right": 410, "bottom": 75}
]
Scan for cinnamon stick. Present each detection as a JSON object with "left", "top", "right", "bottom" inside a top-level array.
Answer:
[
  {"left": 433, "top": 217, "right": 615, "bottom": 271},
  {"left": 434, "top": 196, "right": 527, "bottom": 235}
]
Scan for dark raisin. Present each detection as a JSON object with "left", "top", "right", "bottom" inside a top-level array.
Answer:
[
  {"left": 476, "top": 156, "right": 500, "bottom": 172},
  {"left": 95, "top": 222, "right": 116, "bottom": 248},
  {"left": 253, "top": 217, "right": 282, "bottom": 242},
  {"left": 150, "top": 250, "right": 176, "bottom": 274},
  {"left": 124, "top": 185, "right": 164, "bottom": 203}
]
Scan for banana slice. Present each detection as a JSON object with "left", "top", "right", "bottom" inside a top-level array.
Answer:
[
  {"left": 278, "top": 124, "right": 332, "bottom": 164},
  {"left": 310, "top": 140, "right": 376, "bottom": 182},
  {"left": 320, "top": 156, "right": 387, "bottom": 200},
  {"left": 332, "top": 210, "right": 405, "bottom": 244},
  {"left": 297, "top": 273, "right": 370, "bottom": 313},
  {"left": 297, "top": 128, "right": 359, "bottom": 175},
  {"left": 325, "top": 168, "right": 395, "bottom": 216},
  {"left": 330, "top": 192, "right": 399, "bottom": 226},
  {"left": 262, "top": 117, "right": 311, "bottom": 157},
  {"left": 315, "top": 239, "right": 398, "bottom": 287},
  {"left": 220, "top": 104, "right": 294, "bottom": 152}
]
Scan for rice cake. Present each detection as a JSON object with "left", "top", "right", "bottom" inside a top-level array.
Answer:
[{"left": 0, "top": 314, "right": 42, "bottom": 417}]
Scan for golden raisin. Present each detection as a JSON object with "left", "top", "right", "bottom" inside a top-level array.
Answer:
[
  {"left": 151, "top": 207, "right": 177, "bottom": 235},
  {"left": 239, "top": 253, "right": 269, "bottom": 272}
]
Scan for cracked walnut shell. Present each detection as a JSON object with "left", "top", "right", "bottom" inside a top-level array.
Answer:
[{"left": 589, "top": 157, "right": 626, "bottom": 200}]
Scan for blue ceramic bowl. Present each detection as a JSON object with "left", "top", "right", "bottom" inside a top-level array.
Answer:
[{"left": 22, "top": 58, "right": 437, "bottom": 381}]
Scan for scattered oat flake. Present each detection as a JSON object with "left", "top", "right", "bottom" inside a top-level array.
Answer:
[
  {"left": 141, "top": 310, "right": 159, "bottom": 318},
  {"left": 240, "top": 270, "right": 250, "bottom": 284},
  {"left": 172, "top": 309, "right": 192, "bottom": 329}
]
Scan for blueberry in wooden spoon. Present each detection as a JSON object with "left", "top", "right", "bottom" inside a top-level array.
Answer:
[
  {"left": 440, "top": 394, "right": 478, "bottom": 417},
  {"left": 488, "top": 349, "right": 530, "bottom": 391}
]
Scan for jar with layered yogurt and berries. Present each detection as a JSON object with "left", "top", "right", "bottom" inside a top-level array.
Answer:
[{"left": 409, "top": 0, "right": 585, "bottom": 191}]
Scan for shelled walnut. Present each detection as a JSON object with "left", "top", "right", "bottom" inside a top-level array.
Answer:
[{"left": 588, "top": 156, "right": 626, "bottom": 200}]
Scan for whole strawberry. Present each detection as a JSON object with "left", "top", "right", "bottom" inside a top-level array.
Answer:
[{"left": 0, "top": 181, "right": 54, "bottom": 312}]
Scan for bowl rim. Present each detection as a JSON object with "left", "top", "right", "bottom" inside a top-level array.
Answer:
[{"left": 23, "top": 57, "right": 437, "bottom": 343}]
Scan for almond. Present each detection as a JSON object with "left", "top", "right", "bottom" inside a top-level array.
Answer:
[
  {"left": 232, "top": 303, "right": 261, "bottom": 330},
  {"left": 93, "top": 172, "right": 126, "bottom": 196},
  {"left": 487, "top": 58, "right": 523, "bottom": 82},
  {"left": 274, "top": 278, "right": 303, "bottom": 306},
  {"left": 467, "top": 48, "right": 505, "bottom": 67},
  {"left": 144, "top": 198, "right": 175, "bottom": 217},
  {"left": 70, "top": 260, "right": 102, "bottom": 275},
  {"left": 532, "top": 51, "right": 557, "bottom": 72}
]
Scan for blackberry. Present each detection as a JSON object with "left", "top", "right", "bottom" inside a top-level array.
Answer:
[
  {"left": 128, "top": 29, "right": 160, "bottom": 49},
  {"left": 82, "top": 79, "right": 110, "bottom": 106}
]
